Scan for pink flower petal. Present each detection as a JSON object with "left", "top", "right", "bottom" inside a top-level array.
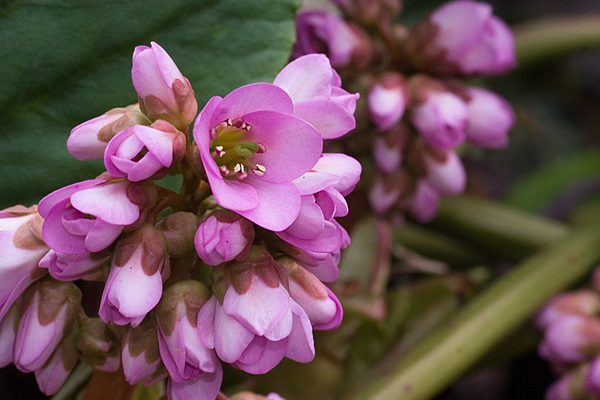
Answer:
[
  {"left": 70, "top": 180, "right": 139, "bottom": 225},
  {"left": 293, "top": 99, "right": 356, "bottom": 139},
  {"left": 273, "top": 54, "right": 333, "bottom": 103}
]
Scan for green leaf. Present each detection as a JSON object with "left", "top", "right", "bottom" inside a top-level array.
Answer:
[{"left": 0, "top": 0, "right": 300, "bottom": 208}]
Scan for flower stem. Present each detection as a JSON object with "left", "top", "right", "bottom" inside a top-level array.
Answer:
[
  {"left": 50, "top": 363, "right": 94, "bottom": 400},
  {"left": 428, "top": 195, "right": 568, "bottom": 259},
  {"left": 513, "top": 15, "right": 600, "bottom": 65},
  {"left": 344, "top": 223, "right": 600, "bottom": 400}
]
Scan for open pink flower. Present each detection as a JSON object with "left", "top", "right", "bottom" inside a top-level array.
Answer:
[
  {"left": 38, "top": 178, "right": 141, "bottom": 255},
  {"left": 273, "top": 54, "right": 359, "bottom": 139},
  {"left": 194, "top": 83, "right": 322, "bottom": 231}
]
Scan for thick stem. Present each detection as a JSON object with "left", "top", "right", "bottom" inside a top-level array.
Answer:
[
  {"left": 344, "top": 224, "right": 600, "bottom": 400},
  {"left": 513, "top": 15, "right": 600, "bottom": 65},
  {"left": 428, "top": 195, "right": 568, "bottom": 260}
]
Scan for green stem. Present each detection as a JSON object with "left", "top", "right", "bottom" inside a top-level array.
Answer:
[
  {"left": 344, "top": 224, "right": 600, "bottom": 400},
  {"left": 429, "top": 195, "right": 568, "bottom": 260},
  {"left": 514, "top": 15, "right": 600, "bottom": 65},
  {"left": 50, "top": 363, "right": 94, "bottom": 400}
]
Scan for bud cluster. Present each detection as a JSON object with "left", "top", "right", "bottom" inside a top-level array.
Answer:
[
  {"left": 293, "top": 0, "right": 516, "bottom": 221},
  {"left": 536, "top": 267, "right": 600, "bottom": 400},
  {"left": 0, "top": 42, "right": 360, "bottom": 399}
]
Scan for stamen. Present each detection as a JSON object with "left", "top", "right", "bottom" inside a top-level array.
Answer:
[
  {"left": 256, "top": 143, "right": 266, "bottom": 154},
  {"left": 254, "top": 164, "right": 266, "bottom": 176},
  {"left": 233, "top": 163, "right": 245, "bottom": 174},
  {"left": 219, "top": 165, "right": 230, "bottom": 176},
  {"left": 214, "top": 145, "right": 225, "bottom": 157}
]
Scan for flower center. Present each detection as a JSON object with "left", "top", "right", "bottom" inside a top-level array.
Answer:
[{"left": 210, "top": 118, "right": 266, "bottom": 180}]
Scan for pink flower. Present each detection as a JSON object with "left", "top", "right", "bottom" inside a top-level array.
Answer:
[
  {"left": 13, "top": 280, "right": 81, "bottom": 373},
  {"left": 292, "top": 11, "right": 369, "bottom": 69},
  {"left": 536, "top": 290, "right": 600, "bottom": 331},
  {"left": 156, "top": 281, "right": 222, "bottom": 400},
  {"left": 429, "top": 1, "right": 516, "bottom": 75},
  {"left": 464, "top": 87, "right": 514, "bottom": 148},
  {"left": 38, "top": 178, "right": 142, "bottom": 255},
  {"left": 99, "top": 225, "right": 169, "bottom": 327},
  {"left": 34, "top": 328, "right": 78, "bottom": 395},
  {"left": 67, "top": 104, "right": 148, "bottom": 161},
  {"left": 538, "top": 315, "right": 600, "bottom": 364},
  {"left": 39, "top": 249, "right": 109, "bottom": 281},
  {"left": 132, "top": 42, "right": 198, "bottom": 130},
  {"left": 0, "top": 206, "right": 48, "bottom": 319},
  {"left": 277, "top": 153, "right": 361, "bottom": 253},
  {"left": 194, "top": 210, "right": 255, "bottom": 266},
  {"left": 104, "top": 120, "right": 186, "bottom": 181},
  {"left": 410, "top": 79, "right": 468, "bottom": 149},
  {"left": 0, "top": 303, "right": 19, "bottom": 367},
  {"left": 368, "top": 73, "right": 409, "bottom": 132},
  {"left": 407, "top": 180, "right": 440, "bottom": 222},
  {"left": 193, "top": 82, "right": 322, "bottom": 231},
  {"left": 422, "top": 147, "right": 466, "bottom": 196},
  {"left": 273, "top": 54, "right": 359, "bottom": 139},
  {"left": 121, "top": 317, "right": 166, "bottom": 386},
  {"left": 197, "top": 249, "right": 315, "bottom": 374}
]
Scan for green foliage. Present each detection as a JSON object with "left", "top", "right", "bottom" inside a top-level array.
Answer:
[{"left": 0, "top": 0, "right": 300, "bottom": 208}]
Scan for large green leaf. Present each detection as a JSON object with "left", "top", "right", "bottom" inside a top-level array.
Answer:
[{"left": 0, "top": 0, "right": 300, "bottom": 208}]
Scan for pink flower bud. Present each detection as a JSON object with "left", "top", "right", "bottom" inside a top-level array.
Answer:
[
  {"left": 0, "top": 302, "right": 20, "bottom": 367},
  {"left": 132, "top": 42, "right": 198, "bottom": 130},
  {"left": 368, "top": 176, "right": 402, "bottom": 214},
  {"left": 194, "top": 210, "right": 255, "bottom": 266},
  {"left": 368, "top": 73, "right": 408, "bottom": 131},
  {"left": 75, "top": 318, "right": 120, "bottom": 372},
  {"left": 0, "top": 206, "right": 48, "bottom": 319},
  {"left": 39, "top": 249, "right": 110, "bottom": 282},
  {"left": 587, "top": 356, "right": 600, "bottom": 396},
  {"left": 104, "top": 120, "right": 186, "bottom": 182},
  {"left": 539, "top": 315, "right": 600, "bottom": 364},
  {"left": 410, "top": 77, "right": 468, "bottom": 149},
  {"left": 121, "top": 317, "right": 166, "bottom": 386},
  {"left": 14, "top": 280, "right": 81, "bottom": 373},
  {"left": 67, "top": 104, "right": 149, "bottom": 161},
  {"left": 293, "top": 11, "right": 371, "bottom": 70},
  {"left": 99, "top": 225, "right": 170, "bottom": 327},
  {"left": 407, "top": 180, "right": 440, "bottom": 222},
  {"left": 422, "top": 147, "right": 466, "bottom": 196},
  {"left": 536, "top": 290, "right": 600, "bottom": 331},
  {"left": 406, "top": 1, "right": 516, "bottom": 76},
  {"left": 464, "top": 87, "right": 514, "bottom": 148},
  {"left": 155, "top": 281, "right": 219, "bottom": 386},
  {"left": 35, "top": 327, "right": 78, "bottom": 395},
  {"left": 156, "top": 211, "right": 199, "bottom": 258}
]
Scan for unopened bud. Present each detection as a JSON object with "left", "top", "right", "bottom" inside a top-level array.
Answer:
[
  {"left": 76, "top": 317, "right": 120, "bottom": 371},
  {"left": 536, "top": 290, "right": 600, "bottom": 330},
  {"left": 157, "top": 212, "right": 199, "bottom": 257},
  {"left": 35, "top": 324, "right": 79, "bottom": 395},
  {"left": 122, "top": 316, "right": 166, "bottom": 385},
  {"left": 539, "top": 315, "right": 600, "bottom": 364}
]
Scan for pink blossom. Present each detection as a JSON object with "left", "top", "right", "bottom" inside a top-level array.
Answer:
[
  {"left": 426, "top": 1, "right": 516, "bottom": 75},
  {"left": 156, "top": 281, "right": 222, "bottom": 400},
  {"left": 132, "top": 42, "right": 197, "bottom": 129},
  {"left": 410, "top": 83, "right": 468, "bottom": 149},
  {"left": 538, "top": 315, "right": 600, "bottom": 364},
  {"left": 193, "top": 82, "right": 322, "bottom": 231},
  {"left": 368, "top": 177, "right": 402, "bottom": 215},
  {"left": 277, "top": 153, "right": 360, "bottom": 253},
  {"left": 34, "top": 329, "right": 78, "bottom": 395},
  {"left": 39, "top": 249, "right": 109, "bottom": 281},
  {"left": 292, "top": 10, "right": 368, "bottom": 69},
  {"left": 104, "top": 120, "right": 186, "bottom": 181},
  {"left": 422, "top": 147, "right": 466, "bottom": 196},
  {"left": 99, "top": 225, "right": 169, "bottom": 327},
  {"left": 368, "top": 73, "right": 408, "bottom": 131},
  {"left": 0, "top": 206, "right": 48, "bottom": 320},
  {"left": 13, "top": 280, "right": 81, "bottom": 373},
  {"left": 121, "top": 317, "right": 166, "bottom": 386},
  {"left": 273, "top": 54, "right": 359, "bottom": 139},
  {"left": 0, "top": 303, "right": 19, "bottom": 367},
  {"left": 407, "top": 180, "right": 440, "bottom": 222},
  {"left": 464, "top": 87, "right": 514, "bottom": 148},
  {"left": 38, "top": 178, "right": 141, "bottom": 255},
  {"left": 67, "top": 104, "right": 148, "bottom": 161},
  {"left": 195, "top": 210, "right": 255, "bottom": 266}
]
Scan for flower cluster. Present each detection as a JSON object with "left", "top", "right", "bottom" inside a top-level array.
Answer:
[
  {"left": 293, "top": 0, "right": 516, "bottom": 221},
  {"left": 0, "top": 42, "right": 359, "bottom": 399},
  {"left": 536, "top": 267, "right": 600, "bottom": 400}
]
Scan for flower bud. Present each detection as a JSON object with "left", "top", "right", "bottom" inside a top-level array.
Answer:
[
  {"left": 67, "top": 104, "right": 149, "bottom": 161},
  {"left": 132, "top": 42, "right": 198, "bottom": 130},
  {"left": 99, "top": 225, "right": 170, "bottom": 327},
  {"left": 0, "top": 205, "right": 48, "bottom": 319},
  {"left": 14, "top": 279, "right": 82, "bottom": 372},
  {"left": 0, "top": 301, "right": 20, "bottom": 367},
  {"left": 407, "top": 179, "right": 440, "bottom": 222},
  {"left": 121, "top": 316, "right": 166, "bottom": 385},
  {"left": 464, "top": 87, "right": 514, "bottom": 148},
  {"left": 536, "top": 290, "right": 600, "bottom": 331},
  {"left": 405, "top": 0, "right": 516, "bottom": 76},
  {"left": 539, "top": 315, "right": 600, "bottom": 364},
  {"left": 39, "top": 249, "right": 110, "bottom": 282},
  {"left": 409, "top": 76, "right": 468, "bottom": 149},
  {"left": 421, "top": 146, "right": 466, "bottom": 196},
  {"left": 293, "top": 10, "right": 371, "bottom": 70},
  {"left": 368, "top": 72, "right": 408, "bottom": 132},
  {"left": 278, "top": 257, "right": 343, "bottom": 330},
  {"left": 75, "top": 317, "right": 120, "bottom": 371},
  {"left": 35, "top": 324, "right": 79, "bottom": 395},
  {"left": 104, "top": 119, "right": 186, "bottom": 182},
  {"left": 373, "top": 125, "right": 408, "bottom": 173},
  {"left": 156, "top": 211, "right": 199, "bottom": 257},
  {"left": 194, "top": 209, "right": 255, "bottom": 266}
]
